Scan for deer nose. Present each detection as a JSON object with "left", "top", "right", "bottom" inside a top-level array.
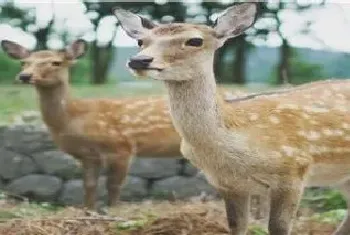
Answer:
[
  {"left": 128, "top": 55, "right": 154, "bottom": 70},
  {"left": 19, "top": 73, "right": 32, "bottom": 83}
]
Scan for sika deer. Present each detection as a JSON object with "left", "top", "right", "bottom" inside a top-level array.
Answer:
[
  {"left": 1, "top": 39, "right": 182, "bottom": 210},
  {"left": 115, "top": 3, "right": 350, "bottom": 235}
]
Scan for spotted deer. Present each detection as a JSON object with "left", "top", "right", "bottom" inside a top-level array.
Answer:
[
  {"left": 115, "top": 3, "right": 350, "bottom": 235},
  {"left": 1, "top": 39, "right": 183, "bottom": 210}
]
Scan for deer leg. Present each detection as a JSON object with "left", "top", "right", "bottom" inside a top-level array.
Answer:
[
  {"left": 82, "top": 158, "right": 101, "bottom": 210},
  {"left": 106, "top": 153, "right": 131, "bottom": 207},
  {"left": 222, "top": 191, "right": 250, "bottom": 235},
  {"left": 268, "top": 183, "right": 303, "bottom": 235},
  {"left": 332, "top": 179, "right": 350, "bottom": 235}
]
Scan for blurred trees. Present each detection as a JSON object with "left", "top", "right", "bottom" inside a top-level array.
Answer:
[
  {"left": 0, "top": 1, "right": 54, "bottom": 50},
  {"left": 257, "top": 1, "right": 326, "bottom": 84},
  {"left": 0, "top": 0, "right": 339, "bottom": 85}
]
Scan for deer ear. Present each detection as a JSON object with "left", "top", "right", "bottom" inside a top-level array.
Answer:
[
  {"left": 1, "top": 40, "right": 30, "bottom": 59},
  {"left": 213, "top": 3, "right": 257, "bottom": 47},
  {"left": 113, "top": 7, "right": 156, "bottom": 39},
  {"left": 65, "top": 39, "right": 87, "bottom": 60}
]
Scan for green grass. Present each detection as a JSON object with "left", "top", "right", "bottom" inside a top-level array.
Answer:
[{"left": 0, "top": 82, "right": 167, "bottom": 123}]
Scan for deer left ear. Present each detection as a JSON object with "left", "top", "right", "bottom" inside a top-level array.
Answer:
[
  {"left": 213, "top": 3, "right": 257, "bottom": 48},
  {"left": 65, "top": 39, "right": 87, "bottom": 60},
  {"left": 113, "top": 7, "right": 156, "bottom": 39}
]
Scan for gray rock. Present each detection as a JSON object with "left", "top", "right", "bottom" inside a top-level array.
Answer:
[
  {"left": 151, "top": 173, "right": 217, "bottom": 199},
  {"left": 120, "top": 176, "right": 148, "bottom": 200},
  {"left": 129, "top": 158, "right": 181, "bottom": 179},
  {"left": 182, "top": 162, "right": 199, "bottom": 176},
  {"left": 2, "top": 125, "right": 55, "bottom": 154},
  {"left": 6, "top": 174, "right": 62, "bottom": 201},
  {"left": 32, "top": 151, "right": 82, "bottom": 179},
  {"left": 58, "top": 177, "right": 107, "bottom": 206},
  {"left": 0, "top": 149, "right": 37, "bottom": 180}
]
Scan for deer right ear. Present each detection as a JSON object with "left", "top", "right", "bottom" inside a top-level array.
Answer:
[
  {"left": 1, "top": 40, "right": 30, "bottom": 59},
  {"left": 213, "top": 3, "right": 257, "bottom": 48},
  {"left": 65, "top": 39, "right": 87, "bottom": 60},
  {"left": 113, "top": 8, "right": 156, "bottom": 39}
]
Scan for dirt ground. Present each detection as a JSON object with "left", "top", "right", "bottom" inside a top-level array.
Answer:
[{"left": 0, "top": 199, "right": 339, "bottom": 235}]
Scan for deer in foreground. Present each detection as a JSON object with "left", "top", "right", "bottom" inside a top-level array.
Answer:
[
  {"left": 1, "top": 39, "right": 183, "bottom": 210},
  {"left": 115, "top": 3, "right": 350, "bottom": 235}
]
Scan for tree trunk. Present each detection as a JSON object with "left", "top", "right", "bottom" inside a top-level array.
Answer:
[
  {"left": 33, "top": 19, "right": 53, "bottom": 50},
  {"left": 232, "top": 35, "right": 246, "bottom": 84},
  {"left": 277, "top": 38, "right": 291, "bottom": 84},
  {"left": 90, "top": 41, "right": 114, "bottom": 84}
]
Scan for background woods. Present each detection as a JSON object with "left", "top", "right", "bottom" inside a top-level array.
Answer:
[{"left": 0, "top": 0, "right": 349, "bottom": 85}]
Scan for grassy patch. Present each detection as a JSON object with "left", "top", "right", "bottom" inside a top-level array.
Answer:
[{"left": 0, "top": 82, "right": 166, "bottom": 122}]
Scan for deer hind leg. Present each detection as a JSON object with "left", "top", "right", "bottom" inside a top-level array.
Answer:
[
  {"left": 221, "top": 191, "right": 250, "bottom": 235},
  {"left": 333, "top": 179, "right": 350, "bottom": 235},
  {"left": 106, "top": 151, "right": 132, "bottom": 207},
  {"left": 268, "top": 182, "right": 304, "bottom": 235},
  {"left": 82, "top": 157, "right": 101, "bottom": 210}
]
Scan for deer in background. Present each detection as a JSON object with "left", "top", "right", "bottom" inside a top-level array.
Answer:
[
  {"left": 115, "top": 3, "right": 350, "bottom": 235},
  {"left": 1, "top": 39, "right": 183, "bottom": 210}
]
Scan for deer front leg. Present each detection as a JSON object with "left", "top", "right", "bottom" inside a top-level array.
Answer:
[
  {"left": 333, "top": 179, "right": 350, "bottom": 235},
  {"left": 221, "top": 191, "right": 250, "bottom": 235},
  {"left": 106, "top": 153, "right": 131, "bottom": 207},
  {"left": 82, "top": 158, "right": 101, "bottom": 210},
  {"left": 268, "top": 182, "right": 303, "bottom": 235}
]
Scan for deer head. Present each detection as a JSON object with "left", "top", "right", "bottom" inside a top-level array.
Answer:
[
  {"left": 114, "top": 3, "right": 257, "bottom": 81},
  {"left": 1, "top": 39, "right": 87, "bottom": 87}
]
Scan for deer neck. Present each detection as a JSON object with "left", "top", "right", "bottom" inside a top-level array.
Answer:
[
  {"left": 35, "top": 78, "right": 71, "bottom": 133},
  {"left": 164, "top": 57, "right": 224, "bottom": 147}
]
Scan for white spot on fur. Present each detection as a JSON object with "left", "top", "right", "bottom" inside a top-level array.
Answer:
[
  {"left": 342, "top": 123, "right": 350, "bottom": 130},
  {"left": 298, "top": 130, "right": 321, "bottom": 141},
  {"left": 120, "top": 115, "right": 131, "bottom": 123},
  {"left": 303, "top": 105, "right": 329, "bottom": 113},
  {"left": 269, "top": 115, "right": 280, "bottom": 124},
  {"left": 276, "top": 103, "right": 299, "bottom": 110},
  {"left": 248, "top": 113, "right": 259, "bottom": 121},
  {"left": 281, "top": 145, "right": 298, "bottom": 157},
  {"left": 334, "top": 106, "right": 347, "bottom": 112},
  {"left": 301, "top": 113, "right": 311, "bottom": 120}
]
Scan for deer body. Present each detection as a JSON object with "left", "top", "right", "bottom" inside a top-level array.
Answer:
[
  {"left": 1, "top": 42, "right": 181, "bottom": 210},
  {"left": 115, "top": 3, "right": 350, "bottom": 235}
]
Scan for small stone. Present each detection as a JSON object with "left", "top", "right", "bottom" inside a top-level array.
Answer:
[
  {"left": 120, "top": 176, "right": 148, "bottom": 200},
  {"left": 182, "top": 162, "right": 199, "bottom": 176},
  {"left": 129, "top": 158, "right": 181, "bottom": 179},
  {"left": 6, "top": 174, "right": 62, "bottom": 201},
  {"left": 58, "top": 177, "right": 107, "bottom": 206},
  {"left": 151, "top": 173, "right": 217, "bottom": 199},
  {"left": 0, "top": 149, "right": 37, "bottom": 180},
  {"left": 32, "top": 151, "right": 81, "bottom": 179},
  {"left": 2, "top": 125, "right": 55, "bottom": 154}
]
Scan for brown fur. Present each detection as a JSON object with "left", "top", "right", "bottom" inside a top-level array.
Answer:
[{"left": 115, "top": 3, "right": 350, "bottom": 235}]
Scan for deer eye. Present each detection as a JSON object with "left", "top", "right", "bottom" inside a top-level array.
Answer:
[
  {"left": 52, "top": 61, "right": 62, "bottom": 66},
  {"left": 137, "top": 40, "right": 143, "bottom": 47},
  {"left": 185, "top": 38, "right": 203, "bottom": 47}
]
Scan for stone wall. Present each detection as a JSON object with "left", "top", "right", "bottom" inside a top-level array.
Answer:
[{"left": 0, "top": 120, "right": 217, "bottom": 206}]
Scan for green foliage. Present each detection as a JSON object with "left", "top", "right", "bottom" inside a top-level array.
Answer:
[
  {"left": 269, "top": 48, "right": 325, "bottom": 85},
  {"left": 312, "top": 209, "right": 346, "bottom": 224},
  {"left": 302, "top": 188, "right": 347, "bottom": 212},
  {"left": 0, "top": 52, "right": 21, "bottom": 83},
  {"left": 248, "top": 225, "right": 268, "bottom": 235}
]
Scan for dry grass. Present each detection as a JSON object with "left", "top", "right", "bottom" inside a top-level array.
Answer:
[{"left": 0, "top": 199, "right": 340, "bottom": 235}]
